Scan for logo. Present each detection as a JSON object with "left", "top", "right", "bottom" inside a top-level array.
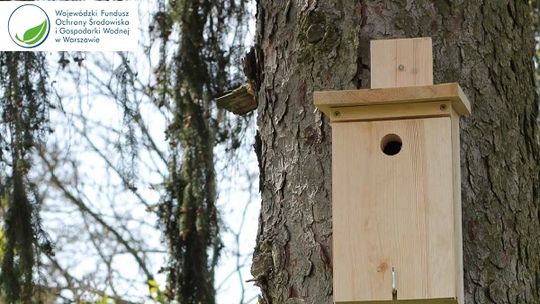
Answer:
[{"left": 8, "top": 4, "right": 50, "bottom": 48}]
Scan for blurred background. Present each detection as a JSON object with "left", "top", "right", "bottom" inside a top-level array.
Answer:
[{"left": 0, "top": 0, "right": 259, "bottom": 303}]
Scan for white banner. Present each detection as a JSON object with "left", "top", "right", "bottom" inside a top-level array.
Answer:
[{"left": 0, "top": 1, "right": 139, "bottom": 51}]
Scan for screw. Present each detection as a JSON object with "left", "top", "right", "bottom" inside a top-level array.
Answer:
[
  {"left": 334, "top": 111, "right": 341, "bottom": 117},
  {"left": 398, "top": 64, "right": 405, "bottom": 71},
  {"left": 440, "top": 104, "right": 448, "bottom": 111}
]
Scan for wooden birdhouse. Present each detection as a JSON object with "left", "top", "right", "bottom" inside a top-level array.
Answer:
[{"left": 314, "top": 37, "right": 470, "bottom": 304}]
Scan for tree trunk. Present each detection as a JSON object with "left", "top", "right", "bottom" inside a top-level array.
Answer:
[{"left": 251, "top": 1, "right": 540, "bottom": 304}]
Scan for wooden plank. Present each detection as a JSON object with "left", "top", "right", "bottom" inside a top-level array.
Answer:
[
  {"left": 337, "top": 299, "right": 457, "bottom": 304},
  {"left": 314, "top": 83, "right": 471, "bottom": 117},
  {"left": 414, "top": 38, "right": 434, "bottom": 86},
  {"left": 395, "top": 38, "right": 415, "bottom": 87},
  {"left": 370, "top": 39, "right": 397, "bottom": 88},
  {"left": 328, "top": 101, "right": 450, "bottom": 123},
  {"left": 371, "top": 38, "right": 433, "bottom": 89},
  {"left": 450, "top": 110, "right": 465, "bottom": 304},
  {"left": 332, "top": 117, "right": 456, "bottom": 302},
  {"left": 216, "top": 83, "right": 256, "bottom": 115}
]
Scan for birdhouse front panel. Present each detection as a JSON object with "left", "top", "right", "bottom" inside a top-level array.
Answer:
[{"left": 332, "top": 117, "right": 457, "bottom": 303}]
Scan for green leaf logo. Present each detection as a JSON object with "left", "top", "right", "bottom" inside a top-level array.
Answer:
[{"left": 15, "top": 19, "right": 48, "bottom": 46}]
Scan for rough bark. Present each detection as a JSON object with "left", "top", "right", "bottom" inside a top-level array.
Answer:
[{"left": 252, "top": 1, "right": 540, "bottom": 304}]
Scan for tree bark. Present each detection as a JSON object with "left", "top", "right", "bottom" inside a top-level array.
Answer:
[{"left": 251, "top": 1, "right": 540, "bottom": 304}]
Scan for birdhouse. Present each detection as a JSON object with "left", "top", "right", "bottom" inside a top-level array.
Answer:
[{"left": 314, "top": 38, "right": 470, "bottom": 304}]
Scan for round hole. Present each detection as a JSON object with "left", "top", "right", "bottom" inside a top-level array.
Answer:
[{"left": 381, "top": 134, "right": 402, "bottom": 156}]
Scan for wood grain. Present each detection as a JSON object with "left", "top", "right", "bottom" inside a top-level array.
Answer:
[
  {"left": 315, "top": 37, "right": 466, "bottom": 304},
  {"left": 371, "top": 37, "right": 433, "bottom": 88},
  {"left": 313, "top": 83, "right": 471, "bottom": 119},
  {"left": 337, "top": 299, "right": 457, "bottom": 304},
  {"left": 450, "top": 110, "right": 465, "bottom": 304},
  {"left": 328, "top": 101, "right": 451, "bottom": 123},
  {"left": 332, "top": 118, "right": 456, "bottom": 303}
]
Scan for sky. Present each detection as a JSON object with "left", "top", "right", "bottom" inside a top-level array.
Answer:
[{"left": 38, "top": 0, "right": 260, "bottom": 303}]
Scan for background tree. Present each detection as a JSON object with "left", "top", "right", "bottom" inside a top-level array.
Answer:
[
  {"left": 0, "top": 1, "right": 259, "bottom": 303},
  {"left": 251, "top": 1, "right": 540, "bottom": 304},
  {"left": 0, "top": 52, "right": 51, "bottom": 303},
  {"left": 152, "top": 0, "right": 251, "bottom": 302}
]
